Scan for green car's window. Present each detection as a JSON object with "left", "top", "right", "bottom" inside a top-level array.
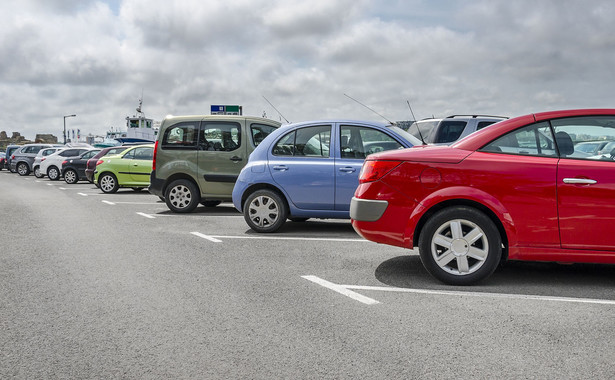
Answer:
[
  {"left": 162, "top": 122, "right": 199, "bottom": 150},
  {"left": 123, "top": 149, "right": 135, "bottom": 159},
  {"left": 200, "top": 122, "right": 241, "bottom": 152},
  {"left": 133, "top": 147, "right": 154, "bottom": 160},
  {"left": 250, "top": 123, "right": 278, "bottom": 147}
]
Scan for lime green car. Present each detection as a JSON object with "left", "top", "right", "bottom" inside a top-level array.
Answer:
[{"left": 94, "top": 144, "right": 154, "bottom": 193}]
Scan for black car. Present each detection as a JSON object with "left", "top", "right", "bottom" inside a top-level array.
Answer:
[{"left": 61, "top": 149, "right": 101, "bottom": 184}]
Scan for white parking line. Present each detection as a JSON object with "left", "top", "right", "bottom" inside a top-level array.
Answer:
[
  {"left": 343, "top": 285, "right": 615, "bottom": 306},
  {"left": 102, "top": 200, "right": 115, "bottom": 205},
  {"left": 191, "top": 232, "right": 223, "bottom": 243},
  {"left": 59, "top": 187, "right": 96, "bottom": 190},
  {"left": 195, "top": 234, "right": 367, "bottom": 243},
  {"left": 302, "top": 276, "right": 380, "bottom": 305},
  {"left": 137, "top": 212, "right": 156, "bottom": 219}
]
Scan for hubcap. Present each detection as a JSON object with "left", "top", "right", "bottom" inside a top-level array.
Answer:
[
  {"left": 18, "top": 164, "right": 27, "bottom": 175},
  {"left": 49, "top": 168, "right": 58, "bottom": 179},
  {"left": 431, "top": 219, "right": 488, "bottom": 276},
  {"left": 248, "top": 195, "right": 279, "bottom": 228},
  {"left": 66, "top": 171, "right": 76, "bottom": 183},
  {"left": 169, "top": 185, "right": 192, "bottom": 209},
  {"left": 101, "top": 176, "right": 114, "bottom": 192}
]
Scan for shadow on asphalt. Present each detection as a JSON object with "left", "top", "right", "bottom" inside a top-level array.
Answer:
[{"left": 375, "top": 255, "right": 615, "bottom": 299}]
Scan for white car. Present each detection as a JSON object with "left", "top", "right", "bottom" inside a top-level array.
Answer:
[
  {"left": 32, "top": 147, "right": 64, "bottom": 178},
  {"left": 40, "top": 147, "right": 95, "bottom": 180}
]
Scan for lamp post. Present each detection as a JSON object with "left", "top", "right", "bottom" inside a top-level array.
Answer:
[{"left": 63, "top": 114, "right": 76, "bottom": 144}]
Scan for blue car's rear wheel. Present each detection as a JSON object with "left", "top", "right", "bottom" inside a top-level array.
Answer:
[{"left": 244, "top": 189, "right": 288, "bottom": 233}]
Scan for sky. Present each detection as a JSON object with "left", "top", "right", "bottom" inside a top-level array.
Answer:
[{"left": 2, "top": 0, "right": 615, "bottom": 141}]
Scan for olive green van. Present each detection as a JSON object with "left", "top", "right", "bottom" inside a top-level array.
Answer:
[{"left": 149, "top": 115, "right": 281, "bottom": 213}]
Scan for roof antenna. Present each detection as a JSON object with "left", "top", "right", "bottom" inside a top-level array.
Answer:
[
  {"left": 262, "top": 95, "right": 290, "bottom": 123},
  {"left": 406, "top": 100, "right": 426, "bottom": 145},
  {"left": 344, "top": 93, "right": 394, "bottom": 125}
]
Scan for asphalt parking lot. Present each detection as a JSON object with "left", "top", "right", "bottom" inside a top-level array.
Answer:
[{"left": 2, "top": 171, "right": 615, "bottom": 379}]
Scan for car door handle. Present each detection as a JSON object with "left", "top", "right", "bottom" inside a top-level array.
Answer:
[
  {"left": 230, "top": 156, "right": 243, "bottom": 162},
  {"left": 563, "top": 178, "right": 597, "bottom": 185},
  {"left": 273, "top": 165, "right": 288, "bottom": 171},
  {"left": 339, "top": 167, "right": 356, "bottom": 173}
]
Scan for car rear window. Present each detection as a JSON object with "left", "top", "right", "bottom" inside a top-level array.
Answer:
[{"left": 432, "top": 120, "right": 467, "bottom": 144}]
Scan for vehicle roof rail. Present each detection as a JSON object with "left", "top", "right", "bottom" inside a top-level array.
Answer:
[{"left": 445, "top": 114, "right": 508, "bottom": 119}]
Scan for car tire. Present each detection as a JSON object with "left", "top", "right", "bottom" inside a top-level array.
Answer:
[
  {"left": 64, "top": 169, "right": 78, "bottom": 184},
  {"left": 244, "top": 189, "right": 288, "bottom": 233},
  {"left": 47, "top": 166, "right": 60, "bottom": 181},
  {"left": 201, "top": 200, "right": 221, "bottom": 207},
  {"left": 34, "top": 166, "right": 43, "bottom": 178},
  {"left": 99, "top": 173, "right": 119, "bottom": 193},
  {"left": 418, "top": 206, "right": 502, "bottom": 285},
  {"left": 17, "top": 162, "right": 30, "bottom": 176},
  {"left": 165, "top": 179, "right": 199, "bottom": 213}
]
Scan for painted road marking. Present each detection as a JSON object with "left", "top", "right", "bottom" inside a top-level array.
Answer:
[
  {"left": 78, "top": 192, "right": 104, "bottom": 196},
  {"left": 59, "top": 187, "right": 96, "bottom": 190},
  {"left": 137, "top": 212, "right": 156, "bottom": 219},
  {"left": 302, "top": 276, "right": 380, "bottom": 305},
  {"left": 103, "top": 201, "right": 159, "bottom": 205},
  {"left": 102, "top": 200, "right": 115, "bottom": 205},
  {"left": 191, "top": 232, "right": 223, "bottom": 243},
  {"left": 342, "top": 285, "right": 615, "bottom": 306},
  {"left": 195, "top": 234, "right": 367, "bottom": 243}
]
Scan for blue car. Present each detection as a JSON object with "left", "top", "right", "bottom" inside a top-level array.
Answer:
[{"left": 232, "top": 119, "right": 421, "bottom": 232}]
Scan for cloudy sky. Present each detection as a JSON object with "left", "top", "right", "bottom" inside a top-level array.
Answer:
[{"left": 2, "top": 0, "right": 615, "bottom": 140}]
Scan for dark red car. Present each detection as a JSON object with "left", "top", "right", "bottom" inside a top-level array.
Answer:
[
  {"left": 85, "top": 146, "right": 130, "bottom": 183},
  {"left": 351, "top": 109, "right": 615, "bottom": 285}
]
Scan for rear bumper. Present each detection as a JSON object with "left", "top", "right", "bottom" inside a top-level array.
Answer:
[
  {"left": 148, "top": 170, "right": 164, "bottom": 196},
  {"left": 350, "top": 197, "right": 388, "bottom": 222}
]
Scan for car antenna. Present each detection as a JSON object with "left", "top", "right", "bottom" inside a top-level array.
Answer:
[
  {"left": 406, "top": 100, "right": 426, "bottom": 145},
  {"left": 344, "top": 93, "right": 394, "bottom": 125},
  {"left": 262, "top": 95, "right": 290, "bottom": 124}
]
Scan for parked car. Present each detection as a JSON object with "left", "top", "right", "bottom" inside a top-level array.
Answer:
[
  {"left": 0, "top": 152, "right": 5, "bottom": 171},
  {"left": 351, "top": 108, "right": 615, "bottom": 285},
  {"left": 33, "top": 147, "right": 65, "bottom": 178},
  {"left": 40, "top": 147, "right": 94, "bottom": 180},
  {"left": 149, "top": 115, "right": 281, "bottom": 212},
  {"left": 405, "top": 115, "right": 507, "bottom": 145},
  {"left": 94, "top": 144, "right": 154, "bottom": 193},
  {"left": 232, "top": 119, "right": 422, "bottom": 232},
  {"left": 61, "top": 149, "right": 101, "bottom": 184},
  {"left": 85, "top": 146, "right": 131, "bottom": 183},
  {"left": 10, "top": 143, "right": 63, "bottom": 176},
  {"left": 4, "top": 144, "right": 21, "bottom": 172},
  {"left": 574, "top": 140, "right": 612, "bottom": 155}
]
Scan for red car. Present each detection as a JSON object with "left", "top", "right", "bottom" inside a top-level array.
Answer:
[
  {"left": 351, "top": 109, "right": 615, "bottom": 285},
  {"left": 84, "top": 146, "right": 130, "bottom": 183}
]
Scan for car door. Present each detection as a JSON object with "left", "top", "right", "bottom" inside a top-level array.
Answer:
[
  {"left": 129, "top": 147, "right": 154, "bottom": 183},
  {"left": 335, "top": 124, "right": 404, "bottom": 211},
  {"left": 75, "top": 150, "right": 99, "bottom": 177},
  {"left": 552, "top": 116, "right": 615, "bottom": 251},
  {"left": 197, "top": 120, "right": 246, "bottom": 197},
  {"left": 269, "top": 124, "right": 334, "bottom": 210}
]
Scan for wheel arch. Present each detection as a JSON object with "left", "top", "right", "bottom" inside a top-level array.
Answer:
[
  {"left": 163, "top": 173, "right": 200, "bottom": 197},
  {"left": 240, "top": 183, "right": 290, "bottom": 214},
  {"left": 413, "top": 199, "right": 509, "bottom": 263}
]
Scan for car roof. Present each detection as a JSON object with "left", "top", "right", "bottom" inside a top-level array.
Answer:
[{"left": 161, "top": 114, "right": 282, "bottom": 126}]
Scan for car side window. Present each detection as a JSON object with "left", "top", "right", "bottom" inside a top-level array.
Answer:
[
  {"left": 433, "top": 120, "right": 468, "bottom": 144},
  {"left": 60, "top": 149, "right": 77, "bottom": 157},
  {"left": 272, "top": 126, "right": 331, "bottom": 158},
  {"left": 476, "top": 121, "right": 496, "bottom": 130},
  {"left": 250, "top": 123, "right": 278, "bottom": 146},
  {"left": 551, "top": 116, "right": 615, "bottom": 161},
  {"left": 43, "top": 149, "right": 56, "bottom": 156},
  {"left": 340, "top": 125, "right": 402, "bottom": 159},
  {"left": 200, "top": 122, "right": 241, "bottom": 152},
  {"left": 161, "top": 122, "right": 198, "bottom": 150},
  {"left": 107, "top": 148, "right": 125, "bottom": 155},
  {"left": 480, "top": 122, "right": 557, "bottom": 157},
  {"left": 133, "top": 147, "right": 154, "bottom": 160},
  {"left": 123, "top": 149, "right": 135, "bottom": 159}
]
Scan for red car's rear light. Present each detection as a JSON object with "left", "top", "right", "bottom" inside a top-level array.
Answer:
[
  {"left": 96, "top": 159, "right": 104, "bottom": 166},
  {"left": 152, "top": 140, "right": 158, "bottom": 170},
  {"left": 359, "top": 160, "right": 402, "bottom": 183}
]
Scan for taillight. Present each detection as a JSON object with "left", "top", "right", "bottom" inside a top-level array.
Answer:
[
  {"left": 11, "top": 155, "right": 15, "bottom": 159},
  {"left": 41, "top": 157, "right": 46, "bottom": 162},
  {"left": 96, "top": 159, "right": 104, "bottom": 166},
  {"left": 359, "top": 160, "right": 402, "bottom": 183},
  {"left": 152, "top": 140, "right": 158, "bottom": 171},
  {"left": 62, "top": 160, "right": 68, "bottom": 165}
]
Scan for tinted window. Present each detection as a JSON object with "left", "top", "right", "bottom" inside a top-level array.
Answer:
[
  {"left": 480, "top": 122, "right": 557, "bottom": 157},
  {"left": 200, "top": 122, "right": 241, "bottom": 152},
  {"left": 551, "top": 116, "right": 615, "bottom": 161},
  {"left": 251, "top": 123, "right": 277, "bottom": 146},
  {"left": 433, "top": 120, "right": 467, "bottom": 143},
  {"left": 60, "top": 149, "right": 78, "bottom": 156},
  {"left": 133, "top": 147, "right": 153, "bottom": 160},
  {"left": 340, "top": 125, "right": 402, "bottom": 159},
  {"left": 477, "top": 121, "right": 496, "bottom": 130},
  {"left": 161, "top": 122, "right": 198, "bottom": 149},
  {"left": 272, "top": 125, "right": 330, "bottom": 158},
  {"left": 81, "top": 150, "right": 98, "bottom": 159}
]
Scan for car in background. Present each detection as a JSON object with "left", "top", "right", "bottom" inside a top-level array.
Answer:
[
  {"left": 40, "top": 147, "right": 94, "bottom": 180},
  {"left": 351, "top": 109, "right": 615, "bottom": 285},
  {"left": 33, "top": 147, "right": 65, "bottom": 178},
  {"left": 232, "top": 119, "right": 422, "bottom": 233},
  {"left": 405, "top": 115, "right": 507, "bottom": 145},
  {"left": 10, "top": 143, "right": 63, "bottom": 176},
  {"left": 574, "top": 140, "right": 612, "bottom": 155},
  {"left": 94, "top": 144, "right": 154, "bottom": 193},
  {"left": 61, "top": 149, "right": 101, "bottom": 184},
  {"left": 85, "top": 146, "right": 131, "bottom": 183},
  {"left": 4, "top": 145, "right": 21, "bottom": 172},
  {"left": 0, "top": 152, "right": 5, "bottom": 171},
  {"left": 149, "top": 115, "right": 281, "bottom": 212}
]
